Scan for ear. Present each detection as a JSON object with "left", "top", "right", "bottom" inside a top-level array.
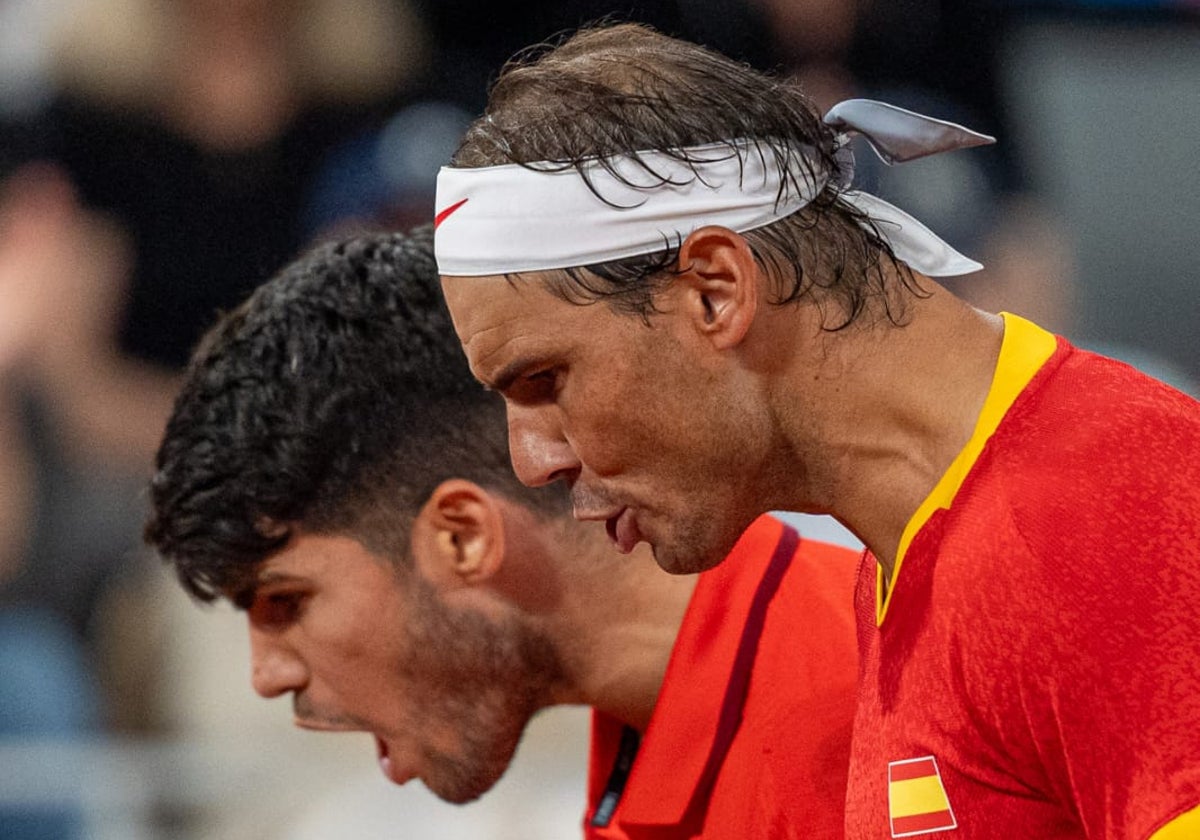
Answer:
[
  {"left": 410, "top": 479, "right": 506, "bottom": 589},
  {"left": 673, "top": 225, "right": 760, "bottom": 350}
]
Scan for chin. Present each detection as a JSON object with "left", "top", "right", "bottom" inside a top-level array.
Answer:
[
  {"left": 425, "top": 764, "right": 505, "bottom": 806},
  {"left": 650, "top": 517, "right": 744, "bottom": 575},
  {"left": 422, "top": 738, "right": 519, "bottom": 806},
  {"left": 433, "top": 784, "right": 490, "bottom": 806},
  {"left": 651, "top": 540, "right": 727, "bottom": 576}
]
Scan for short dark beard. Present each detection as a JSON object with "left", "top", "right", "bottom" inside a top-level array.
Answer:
[{"left": 400, "top": 575, "right": 566, "bottom": 804}]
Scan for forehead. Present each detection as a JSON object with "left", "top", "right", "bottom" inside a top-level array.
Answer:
[
  {"left": 441, "top": 274, "right": 561, "bottom": 336},
  {"left": 440, "top": 274, "right": 612, "bottom": 377},
  {"left": 255, "top": 533, "right": 401, "bottom": 591}
]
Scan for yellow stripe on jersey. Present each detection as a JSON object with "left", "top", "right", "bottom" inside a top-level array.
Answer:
[
  {"left": 888, "top": 775, "right": 952, "bottom": 819},
  {"left": 1150, "top": 803, "right": 1200, "bottom": 840},
  {"left": 876, "top": 313, "right": 1058, "bottom": 625}
]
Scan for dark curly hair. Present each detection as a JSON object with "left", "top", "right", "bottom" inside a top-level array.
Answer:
[
  {"left": 451, "top": 22, "right": 922, "bottom": 328},
  {"left": 145, "top": 226, "right": 569, "bottom": 603}
]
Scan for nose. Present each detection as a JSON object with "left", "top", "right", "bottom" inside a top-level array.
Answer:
[
  {"left": 248, "top": 625, "right": 308, "bottom": 699},
  {"left": 507, "top": 403, "right": 580, "bottom": 488}
]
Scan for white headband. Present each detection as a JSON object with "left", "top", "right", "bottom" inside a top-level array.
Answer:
[{"left": 434, "top": 99, "right": 994, "bottom": 278}]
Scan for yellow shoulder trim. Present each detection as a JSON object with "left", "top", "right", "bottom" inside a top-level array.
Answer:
[
  {"left": 876, "top": 313, "right": 1057, "bottom": 625},
  {"left": 1150, "top": 803, "right": 1200, "bottom": 840}
]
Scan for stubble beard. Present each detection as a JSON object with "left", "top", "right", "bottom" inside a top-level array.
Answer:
[
  {"left": 401, "top": 577, "right": 567, "bottom": 804},
  {"left": 648, "top": 505, "right": 747, "bottom": 576}
]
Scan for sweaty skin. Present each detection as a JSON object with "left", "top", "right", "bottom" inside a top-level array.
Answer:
[
  {"left": 442, "top": 271, "right": 794, "bottom": 575},
  {"left": 442, "top": 259, "right": 1004, "bottom": 579}
]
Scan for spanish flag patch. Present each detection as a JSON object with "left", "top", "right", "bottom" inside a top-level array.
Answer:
[{"left": 888, "top": 756, "right": 957, "bottom": 837}]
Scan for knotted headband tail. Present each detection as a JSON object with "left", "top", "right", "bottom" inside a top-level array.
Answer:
[
  {"left": 434, "top": 99, "right": 995, "bottom": 278},
  {"left": 824, "top": 99, "right": 995, "bottom": 165}
]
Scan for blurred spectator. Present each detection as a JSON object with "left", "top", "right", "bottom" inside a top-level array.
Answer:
[
  {"left": 998, "top": 10, "right": 1199, "bottom": 382},
  {"left": 0, "top": 605, "right": 99, "bottom": 840},
  {"left": 0, "top": 0, "right": 72, "bottom": 121},
  {"left": 0, "top": 0, "right": 427, "bottom": 680},
  {"left": 0, "top": 3, "right": 426, "bottom": 833},
  {"left": 0, "top": 0, "right": 429, "bottom": 810},
  {"left": 303, "top": 99, "right": 477, "bottom": 237},
  {"left": 308, "top": 0, "right": 772, "bottom": 237},
  {"left": 43, "top": 0, "right": 425, "bottom": 370},
  {"left": 0, "top": 162, "right": 104, "bottom": 840}
]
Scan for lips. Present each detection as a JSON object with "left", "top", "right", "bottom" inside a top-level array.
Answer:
[{"left": 294, "top": 717, "right": 355, "bottom": 733}]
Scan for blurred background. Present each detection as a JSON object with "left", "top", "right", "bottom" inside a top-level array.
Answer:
[{"left": 0, "top": 0, "right": 1196, "bottom": 837}]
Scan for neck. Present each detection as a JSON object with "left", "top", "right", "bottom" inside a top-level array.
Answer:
[
  {"left": 544, "top": 534, "right": 696, "bottom": 732},
  {"left": 765, "top": 278, "right": 1004, "bottom": 575}
]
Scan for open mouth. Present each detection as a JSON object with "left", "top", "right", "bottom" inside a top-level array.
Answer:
[{"left": 375, "top": 735, "right": 416, "bottom": 786}]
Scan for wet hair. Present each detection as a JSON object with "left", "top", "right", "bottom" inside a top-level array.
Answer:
[
  {"left": 145, "top": 226, "right": 569, "bottom": 603},
  {"left": 452, "top": 23, "right": 922, "bottom": 328}
]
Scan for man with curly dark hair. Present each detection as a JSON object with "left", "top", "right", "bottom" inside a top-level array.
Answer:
[
  {"left": 435, "top": 23, "right": 1200, "bottom": 840},
  {"left": 145, "top": 227, "right": 861, "bottom": 837}
]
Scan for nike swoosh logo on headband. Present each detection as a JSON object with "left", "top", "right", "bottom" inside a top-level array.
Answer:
[
  {"left": 433, "top": 99, "right": 994, "bottom": 277},
  {"left": 435, "top": 198, "right": 469, "bottom": 229}
]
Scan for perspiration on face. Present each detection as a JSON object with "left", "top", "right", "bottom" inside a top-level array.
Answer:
[
  {"left": 441, "top": 270, "right": 781, "bottom": 575},
  {"left": 436, "top": 24, "right": 996, "bottom": 575}
]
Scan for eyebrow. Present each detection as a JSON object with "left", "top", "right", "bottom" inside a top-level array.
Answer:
[
  {"left": 257, "top": 571, "right": 305, "bottom": 584},
  {"left": 231, "top": 571, "right": 308, "bottom": 610},
  {"left": 488, "top": 356, "right": 536, "bottom": 394}
]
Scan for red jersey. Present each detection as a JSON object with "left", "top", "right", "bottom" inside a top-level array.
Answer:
[
  {"left": 847, "top": 314, "right": 1200, "bottom": 839},
  {"left": 584, "top": 514, "right": 860, "bottom": 839}
]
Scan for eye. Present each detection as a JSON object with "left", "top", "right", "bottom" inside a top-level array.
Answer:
[
  {"left": 514, "top": 367, "right": 560, "bottom": 402},
  {"left": 248, "top": 590, "right": 307, "bottom": 630}
]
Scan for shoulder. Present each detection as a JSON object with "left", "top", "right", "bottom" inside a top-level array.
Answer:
[
  {"left": 968, "top": 345, "right": 1200, "bottom": 552},
  {"left": 1002, "top": 343, "right": 1200, "bottom": 464},
  {"left": 929, "top": 345, "right": 1200, "bottom": 632}
]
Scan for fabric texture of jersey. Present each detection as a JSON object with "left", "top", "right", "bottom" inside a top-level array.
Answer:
[
  {"left": 847, "top": 313, "right": 1200, "bottom": 839},
  {"left": 584, "top": 513, "right": 860, "bottom": 840}
]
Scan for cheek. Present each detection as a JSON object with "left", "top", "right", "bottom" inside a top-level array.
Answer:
[
  {"left": 318, "top": 639, "right": 391, "bottom": 694},
  {"left": 315, "top": 612, "right": 410, "bottom": 696},
  {"left": 561, "top": 384, "right": 650, "bottom": 470}
]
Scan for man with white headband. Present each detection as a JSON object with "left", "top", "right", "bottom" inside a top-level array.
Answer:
[{"left": 436, "top": 23, "right": 1200, "bottom": 840}]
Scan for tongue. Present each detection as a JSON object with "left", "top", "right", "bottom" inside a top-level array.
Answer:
[
  {"left": 376, "top": 736, "right": 394, "bottom": 781},
  {"left": 614, "top": 509, "right": 640, "bottom": 554},
  {"left": 375, "top": 736, "right": 417, "bottom": 786}
]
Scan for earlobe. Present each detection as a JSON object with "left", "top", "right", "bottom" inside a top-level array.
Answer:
[
  {"left": 676, "top": 226, "right": 759, "bottom": 350},
  {"left": 412, "top": 479, "right": 505, "bottom": 587}
]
